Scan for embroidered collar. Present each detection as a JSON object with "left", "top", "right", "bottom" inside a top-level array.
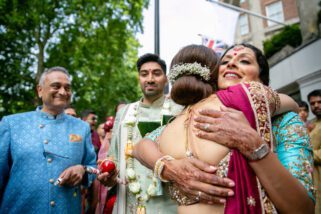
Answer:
[
  {"left": 36, "top": 106, "right": 66, "bottom": 120},
  {"left": 139, "top": 95, "right": 165, "bottom": 108}
]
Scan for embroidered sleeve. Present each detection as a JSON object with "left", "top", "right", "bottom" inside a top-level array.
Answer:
[
  {"left": 144, "top": 126, "right": 166, "bottom": 144},
  {"left": 245, "top": 81, "right": 273, "bottom": 146},
  {"left": 272, "top": 112, "right": 315, "bottom": 201},
  {"left": 248, "top": 81, "right": 280, "bottom": 116},
  {"left": 262, "top": 84, "right": 280, "bottom": 116}
]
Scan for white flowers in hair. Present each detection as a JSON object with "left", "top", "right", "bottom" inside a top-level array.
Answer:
[{"left": 168, "top": 62, "right": 211, "bottom": 84}]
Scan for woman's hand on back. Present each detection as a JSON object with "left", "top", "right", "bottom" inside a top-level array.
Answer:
[
  {"left": 163, "top": 157, "right": 235, "bottom": 204},
  {"left": 193, "top": 106, "right": 265, "bottom": 160}
]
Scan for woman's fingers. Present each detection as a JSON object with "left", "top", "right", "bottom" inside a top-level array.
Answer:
[
  {"left": 176, "top": 180, "right": 233, "bottom": 204},
  {"left": 187, "top": 157, "right": 217, "bottom": 173},
  {"left": 198, "top": 109, "right": 224, "bottom": 118}
]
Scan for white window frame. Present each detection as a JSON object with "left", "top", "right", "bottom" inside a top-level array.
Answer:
[
  {"left": 239, "top": 14, "right": 249, "bottom": 36},
  {"left": 265, "top": 1, "right": 284, "bottom": 27}
]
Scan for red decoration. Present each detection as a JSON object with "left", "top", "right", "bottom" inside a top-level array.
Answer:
[
  {"left": 104, "top": 194, "right": 117, "bottom": 214},
  {"left": 106, "top": 116, "right": 115, "bottom": 121},
  {"left": 104, "top": 116, "right": 115, "bottom": 132},
  {"left": 99, "top": 159, "right": 116, "bottom": 173}
]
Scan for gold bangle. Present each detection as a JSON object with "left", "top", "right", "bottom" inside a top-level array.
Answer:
[{"left": 154, "top": 155, "right": 174, "bottom": 182}]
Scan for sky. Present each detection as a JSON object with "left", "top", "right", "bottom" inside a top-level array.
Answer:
[{"left": 137, "top": 0, "right": 240, "bottom": 70}]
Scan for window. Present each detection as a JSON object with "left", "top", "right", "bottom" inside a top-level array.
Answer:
[
  {"left": 239, "top": 14, "right": 249, "bottom": 35},
  {"left": 240, "top": 0, "right": 246, "bottom": 3},
  {"left": 265, "top": 1, "right": 284, "bottom": 27}
]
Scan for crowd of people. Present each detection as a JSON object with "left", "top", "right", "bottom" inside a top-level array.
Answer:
[{"left": 0, "top": 43, "right": 320, "bottom": 214}]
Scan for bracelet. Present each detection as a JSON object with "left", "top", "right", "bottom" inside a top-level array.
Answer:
[
  {"left": 154, "top": 155, "right": 174, "bottom": 182},
  {"left": 248, "top": 143, "right": 270, "bottom": 161}
]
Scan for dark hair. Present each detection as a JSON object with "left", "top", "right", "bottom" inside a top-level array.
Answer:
[
  {"left": 297, "top": 101, "right": 309, "bottom": 111},
  {"left": 136, "top": 53, "right": 167, "bottom": 74},
  {"left": 307, "top": 89, "right": 321, "bottom": 101},
  {"left": 170, "top": 44, "right": 219, "bottom": 106},
  {"left": 221, "top": 43, "right": 270, "bottom": 86},
  {"left": 81, "top": 109, "right": 95, "bottom": 119}
]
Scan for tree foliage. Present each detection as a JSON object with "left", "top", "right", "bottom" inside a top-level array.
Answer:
[
  {"left": 263, "top": 24, "right": 302, "bottom": 58},
  {"left": 0, "top": 0, "right": 147, "bottom": 119}
]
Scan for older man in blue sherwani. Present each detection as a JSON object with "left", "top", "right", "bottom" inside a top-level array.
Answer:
[{"left": 0, "top": 66, "right": 97, "bottom": 213}]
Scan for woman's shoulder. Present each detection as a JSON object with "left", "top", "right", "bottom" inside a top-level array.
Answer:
[{"left": 193, "top": 94, "right": 222, "bottom": 110}]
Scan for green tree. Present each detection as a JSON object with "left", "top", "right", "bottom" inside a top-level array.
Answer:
[
  {"left": 0, "top": 0, "right": 147, "bottom": 118},
  {"left": 0, "top": 0, "right": 37, "bottom": 116},
  {"left": 263, "top": 24, "right": 302, "bottom": 58}
]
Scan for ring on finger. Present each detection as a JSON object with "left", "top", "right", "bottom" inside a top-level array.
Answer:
[
  {"left": 203, "top": 123, "right": 210, "bottom": 131},
  {"left": 195, "top": 191, "right": 202, "bottom": 201}
]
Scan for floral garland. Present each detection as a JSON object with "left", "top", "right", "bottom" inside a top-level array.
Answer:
[{"left": 124, "top": 103, "right": 158, "bottom": 212}]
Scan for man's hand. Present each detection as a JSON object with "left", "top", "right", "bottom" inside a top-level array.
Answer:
[
  {"left": 193, "top": 106, "right": 264, "bottom": 159},
  {"left": 163, "top": 157, "right": 235, "bottom": 204},
  {"left": 58, "top": 165, "right": 85, "bottom": 186},
  {"left": 97, "top": 170, "right": 120, "bottom": 187}
]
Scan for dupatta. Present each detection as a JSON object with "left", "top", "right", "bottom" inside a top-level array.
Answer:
[{"left": 216, "top": 82, "right": 274, "bottom": 214}]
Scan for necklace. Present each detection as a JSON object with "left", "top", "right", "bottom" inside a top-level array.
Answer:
[{"left": 184, "top": 105, "right": 201, "bottom": 159}]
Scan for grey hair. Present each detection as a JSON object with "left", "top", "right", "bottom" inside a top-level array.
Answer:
[{"left": 38, "top": 66, "right": 71, "bottom": 86}]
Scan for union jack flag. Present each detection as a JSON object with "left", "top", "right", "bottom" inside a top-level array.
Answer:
[{"left": 200, "top": 34, "right": 228, "bottom": 57}]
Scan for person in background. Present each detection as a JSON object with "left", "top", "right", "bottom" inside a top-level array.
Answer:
[
  {"left": 0, "top": 66, "right": 96, "bottom": 213},
  {"left": 97, "top": 123, "right": 107, "bottom": 143},
  {"left": 96, "top": 116, "right": 116, "bottom": 214},
  {"left": 307, "top": 89, "right": 321, "bottom": 214},
  {"left": 81, "top": 109, "right": 101, "bottom": 154},
  {"left": 65, "top": 106, "right": 78, "bottom": 117},
  {"left": 298, "top": 100, "right": 314, "bottom": 132},
  {"left": 80, "top": 110, "right": 101, "bottom": 213}
]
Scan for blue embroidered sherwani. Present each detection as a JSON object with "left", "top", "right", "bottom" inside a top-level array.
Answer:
[{"left": 0, "top": 108, "right": 97, "bottom": 214}]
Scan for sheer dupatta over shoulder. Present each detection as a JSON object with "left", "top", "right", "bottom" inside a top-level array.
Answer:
[{"left": 216, "top": 82, "right": 275, "bottom": 214}]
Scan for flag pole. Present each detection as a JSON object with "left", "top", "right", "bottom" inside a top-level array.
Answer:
[
  {"left": 154, "top": 0, "right": 160, "bottom": 55},
  {"left": 207, "top": 0, "right": 287, "bottom": 26}
]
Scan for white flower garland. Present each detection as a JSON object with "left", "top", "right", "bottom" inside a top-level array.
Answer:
[
  {"left": 125, "top": 104, "right": 158, "bottom": 209},
  {"left": 168, "top": 62, "right": 211, "bottom": 84}
]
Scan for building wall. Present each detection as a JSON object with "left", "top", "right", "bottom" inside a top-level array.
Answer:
[
  {"left": 260, "top": 0, "right": 299, "bottom": 27},
  {"left": 235, "top": 0, "right": 300, "bottom": 50},
  {"left": 270, "top": 39, "right": 321, "bottom": 120}
]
